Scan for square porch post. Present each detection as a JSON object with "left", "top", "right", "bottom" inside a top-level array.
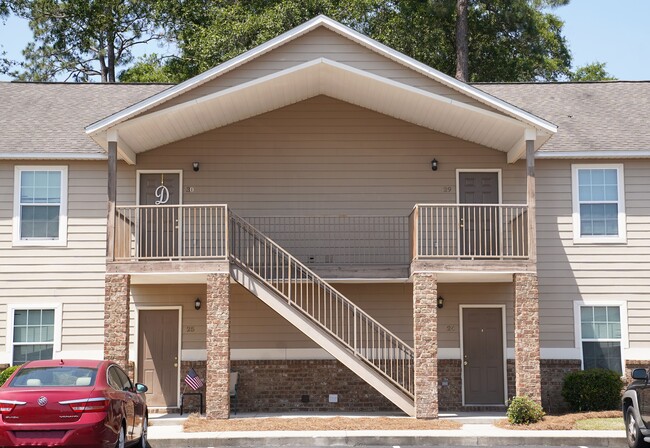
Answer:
[
  {"left": 205, "top": 273, "right": 231, "bottom": 419},
  {"left": 413, "top": 272, "right": 438, "bottom": 418},
  {"left": 104, "top": 274, "right": 131, "bottom": 373},
  {"left": 514, "top": 272, "right": 541, "bottom": 403}
]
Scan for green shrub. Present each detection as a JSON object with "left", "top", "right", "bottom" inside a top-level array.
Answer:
[
  {"left": 561, "top": 368, "right": 624, "bottom": 412},
  {"left": 0, "top": 366, "right": 19, "bottom": 386},
  {"left": 506, "top": 396, "right": 545, "bottom": 424}
]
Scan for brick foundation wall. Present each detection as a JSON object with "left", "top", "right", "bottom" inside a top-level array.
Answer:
[
  {"left": 104, "top": 274, "right": 130, "bottom": 372},
  {"left": 437, "top": 359, "right": 462, "bottom": 410},
  {"left": 514, "top": 273, "right": 541, "bottom": 403},
  {"left": 230, "top": 360, "right": 399, "bottom": 413},
  {"left": 540, "top": 359, "right": 581, "bottom": 414},
  {"left": 413, "top": 273, "right": 438, "bottom": 418}
]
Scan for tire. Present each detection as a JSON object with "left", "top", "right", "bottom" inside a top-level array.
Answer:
[
  {"left": 116, "top": 425, "right": 126, "bottom": 448},
  {"left": 626, "top": 406, "right": 650, "bottom": 448},
  {"left": 138, "top": 415, "right": 148, "bottom": 448}
]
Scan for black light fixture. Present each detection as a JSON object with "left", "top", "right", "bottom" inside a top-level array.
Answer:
[
  {"left": 194, "top": 297, "right": 202, "bottom": 310},
  {"left": 431, "top": 159, "right": 438, "bottom": 171},
  {"left": 192, "top": 161, "right": 200, "bottom": 172},
  {"left": 437, "top": 296, "right": 444, "bottom": 309}
]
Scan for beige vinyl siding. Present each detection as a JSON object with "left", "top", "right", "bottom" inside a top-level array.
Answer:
[
  {"left": 145, "top": 28, "right": 496, "bottom": 115},
  {"left": 537, "top": 159, "right": 650, "bottom": 350},
  {"left": 0, "top": 161, "right": 108, "bottom": 357},
  {"left": 131, "top": 281, "right": 515, "bottom": 353},
  {"left": 118, "top": 96, "right": 526, "bottom": 215}
]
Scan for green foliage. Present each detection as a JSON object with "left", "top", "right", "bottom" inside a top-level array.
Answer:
[
  {"left": 570, "top": 62, "right": 617, "bottom": 81},
  {"left": 561, "top": 368, "right": 624, "bottom": 412},
  {"left": 119, "top": 53, "right": 178, "bottom": 83},
  {"left": 0, "top": 366, "right": 19, "bottom": 387},
  {"left": 7, "top": 0, "right": 163, "bottom": 82},
  {"left": 506, "top": 396, "right": 545, "bottom": 425},
  {"left": 124, "top": 0, "right": 573, "bottom": 83}
]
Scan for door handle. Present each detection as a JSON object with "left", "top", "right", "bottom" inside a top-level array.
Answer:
[
  {"left": 173, "top": 363, "right": 178, "bottom": 368},
  {"left": 463, "top": 361, "right": 468, "bottom": 366}
]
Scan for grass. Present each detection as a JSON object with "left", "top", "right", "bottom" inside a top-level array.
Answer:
[
  {"left": 495, "top": 410, "right": 623, "bottom": 430},
  {"left": 575, "top": 418, "right": 625, "bottom": 430},
  {"left": 183, "top": 415, "right": 462, "bottom": 432}
]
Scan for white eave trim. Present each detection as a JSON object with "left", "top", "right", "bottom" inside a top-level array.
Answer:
[
  {"left": 85, "top": 15, "right": 557, "bottom": 137},
  {"left": 0, "top": 152, "right": 107, "bottom": 160},
  {"left": 536, "top": 150, "right": 650, "bottom": 159}
]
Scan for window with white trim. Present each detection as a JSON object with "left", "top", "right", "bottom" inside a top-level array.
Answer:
[
  {"left": 12, "top": 309, "right": 55, "bottom": 365},
  {"left": 572, "top": 164, "right": 625, "bottom": 243},
  {"left": 13, "top": 166, "right": 68, "bottom": 246},
  {"left": 580, "top": 305, "right": 623, "bottom": 374}
]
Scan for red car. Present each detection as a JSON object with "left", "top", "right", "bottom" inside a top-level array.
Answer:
[{"left": 0, "top": 359, "right": 148, "bottom": 447}]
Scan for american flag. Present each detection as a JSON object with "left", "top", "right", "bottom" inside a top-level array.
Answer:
[{"left": 184, "top": 368, "right": 204, "bottom": 390}]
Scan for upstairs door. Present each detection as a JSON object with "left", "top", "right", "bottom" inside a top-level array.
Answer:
[
  {"left": 458, "top": 171, "right": 500, "bottom": 257},
  {"left": 138, "top": 172, "right": 181, "bottom": 259}
]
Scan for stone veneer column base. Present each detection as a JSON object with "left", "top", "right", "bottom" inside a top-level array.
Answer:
[
  {"left": 413, "top": 273, "right": 438, "bottom": 419},
  {"left": 205, "top": 273, "right": 230, "bottom": 419},
  {"left": 104, "top": 274, "right": 130, "bottom": 372},
  {"left": 514, "top": 273, "right": 541, "bottom": 403}
]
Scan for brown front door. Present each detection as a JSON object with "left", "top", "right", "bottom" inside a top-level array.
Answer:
[
  {"left": 458, "top": 172, "right": 499, "bottom": 257},
  {"left": 138, "top": 173, "right": 181, "bottom": 258},
  {"left": 138, "top": 310, "right": 179, "bottom": 407},
  {"left": 462, "top": 307, "right": 504, "bottom": 405}
]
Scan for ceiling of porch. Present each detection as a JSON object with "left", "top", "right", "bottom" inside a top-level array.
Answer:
[{"left": 90, "top": 58, "right": 553, "bottom": 164}]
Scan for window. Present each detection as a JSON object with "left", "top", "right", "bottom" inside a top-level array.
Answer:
[
  {"left": 572, "top": 164, "right": 625, "bottom": 243},
  {"left": 12, "top": 309, "right": 55, "bottom": 365},
  {"left": 579, "top": 305, "right": 624, "bottom": 374},
  {"left": 13, "top": 166, "right": 68, "bottom": 246}
]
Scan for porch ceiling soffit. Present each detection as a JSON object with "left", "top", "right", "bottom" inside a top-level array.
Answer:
[{"left": 90, "top": 59, "right": 552, "bottom": 162}]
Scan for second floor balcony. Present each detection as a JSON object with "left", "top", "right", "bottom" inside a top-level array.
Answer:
[{"left": 110, "top": 203, "right": 532, "bottom": 277}]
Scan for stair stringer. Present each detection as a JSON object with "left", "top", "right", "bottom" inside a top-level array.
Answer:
[{"left": 230, "top": 264, "right": 416, "bottom": 416}]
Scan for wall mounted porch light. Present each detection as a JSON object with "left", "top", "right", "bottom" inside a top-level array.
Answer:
[
  {"left": 437, "top": 296, "right": 444, "bottom": 309},
  {"left": 195, "top": 297, "right": 202, "bottom": 310},
  {"left": 431, "top": 159, "right": 438, "bottom": 171},
  {"left": 192, "top": 161, "right": 200, "bottom": 172}
]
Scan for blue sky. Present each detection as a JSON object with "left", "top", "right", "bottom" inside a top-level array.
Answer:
[{"left": 1, "top": 0, "right": 649, "bottom": 82}]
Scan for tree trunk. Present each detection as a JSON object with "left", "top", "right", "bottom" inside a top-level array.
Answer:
[
  {"left": 107, "top": 37, "right": 116, "bottom": 83},
  {"left": 99, "top": 54, "right": 108, "bottom": 83},
  {"left": 455, "top": 0, "right": 469, "bottom": 82}
]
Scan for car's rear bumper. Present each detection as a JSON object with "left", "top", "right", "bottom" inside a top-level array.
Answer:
[{"left": 0, "top": 412, "right": 118, "bottom": 447}]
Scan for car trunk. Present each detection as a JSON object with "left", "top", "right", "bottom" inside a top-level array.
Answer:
[{"left": 1, "top": 388, "right": 94, "bottom": 423}]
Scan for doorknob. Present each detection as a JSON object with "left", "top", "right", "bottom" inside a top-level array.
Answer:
[
  {"left": 463, "top": 361, "right": 468, "bottom": 366},
  {"left": 174, "top": 363, "right": 178, "bottom": 367}
]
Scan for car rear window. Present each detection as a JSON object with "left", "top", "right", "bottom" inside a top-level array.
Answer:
[{"left": 9, "top": 367, "right": 97, "bottom": 387}]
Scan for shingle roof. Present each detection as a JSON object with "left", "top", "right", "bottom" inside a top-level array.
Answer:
[
  {"left": 1, "top": 80, "right": 649, "bottom": 157},
  {"left": 474, "top": 81, "right": 650, "bottom": 153},
  {"left": 0, "top": 82, "right": 170, "bottom": 156}
]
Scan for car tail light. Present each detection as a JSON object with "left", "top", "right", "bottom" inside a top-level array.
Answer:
[
  {"left": 59, "top": 397, "right": 109, "bottom": 413},
  {"left": 0, "top": 400, "right": 26, "bottom": 415}
]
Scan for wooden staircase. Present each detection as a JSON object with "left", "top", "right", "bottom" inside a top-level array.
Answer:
[{"left": 229, "top": 212, "right": 415, "bottom": 416}]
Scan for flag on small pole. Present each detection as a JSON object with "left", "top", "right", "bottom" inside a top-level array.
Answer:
[{"left": 184, "top": 368, "right": 204, "bottom": 390}]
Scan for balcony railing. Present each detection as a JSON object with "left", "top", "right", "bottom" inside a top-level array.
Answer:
[
  {"left": 410, "top": 204, "right": 529, "bottom": 260},
  {"left": 111, "top": 204, "right": 529, "bottom": 263},
  {"left": 113, "top": 204, "right": 229, "bottom": 261}
]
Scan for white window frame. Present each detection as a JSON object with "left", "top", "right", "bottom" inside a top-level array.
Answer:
[
  {"left": 6, "top": 303, "right": 63, "bottom": 366},
  {"left": 571, "top": 164, "right": 626, "bottom": 244},
  {"left": 573, "top": 300, "right": 627, "bottom": 375},
  {"left": 13, "top": 166, "right": 68, "bottom": 246}
]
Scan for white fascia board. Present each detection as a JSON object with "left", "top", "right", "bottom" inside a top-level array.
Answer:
[
  {"left": 0, "top": 152, "right": 107, "bottom": 160},
  {"left": 85, "top": 15, "right": 556, "bottom": 137},
  {"left": 536, "top": 150, "right": 650, "bottom": 159}
]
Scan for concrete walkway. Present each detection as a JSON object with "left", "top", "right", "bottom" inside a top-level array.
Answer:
[{"left": 147, "top": 413, "right": 626, "bottom": 447}]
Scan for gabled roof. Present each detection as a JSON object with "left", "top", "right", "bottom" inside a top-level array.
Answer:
[
  {"left": 0, "top": 82, "right": 169, "bottom": 159},
  {"left": 86, "top": 15, "right": 556, "bottom": 163},
  {"left": 476, "top": 81, "right": 650, "bottom": 157}
]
